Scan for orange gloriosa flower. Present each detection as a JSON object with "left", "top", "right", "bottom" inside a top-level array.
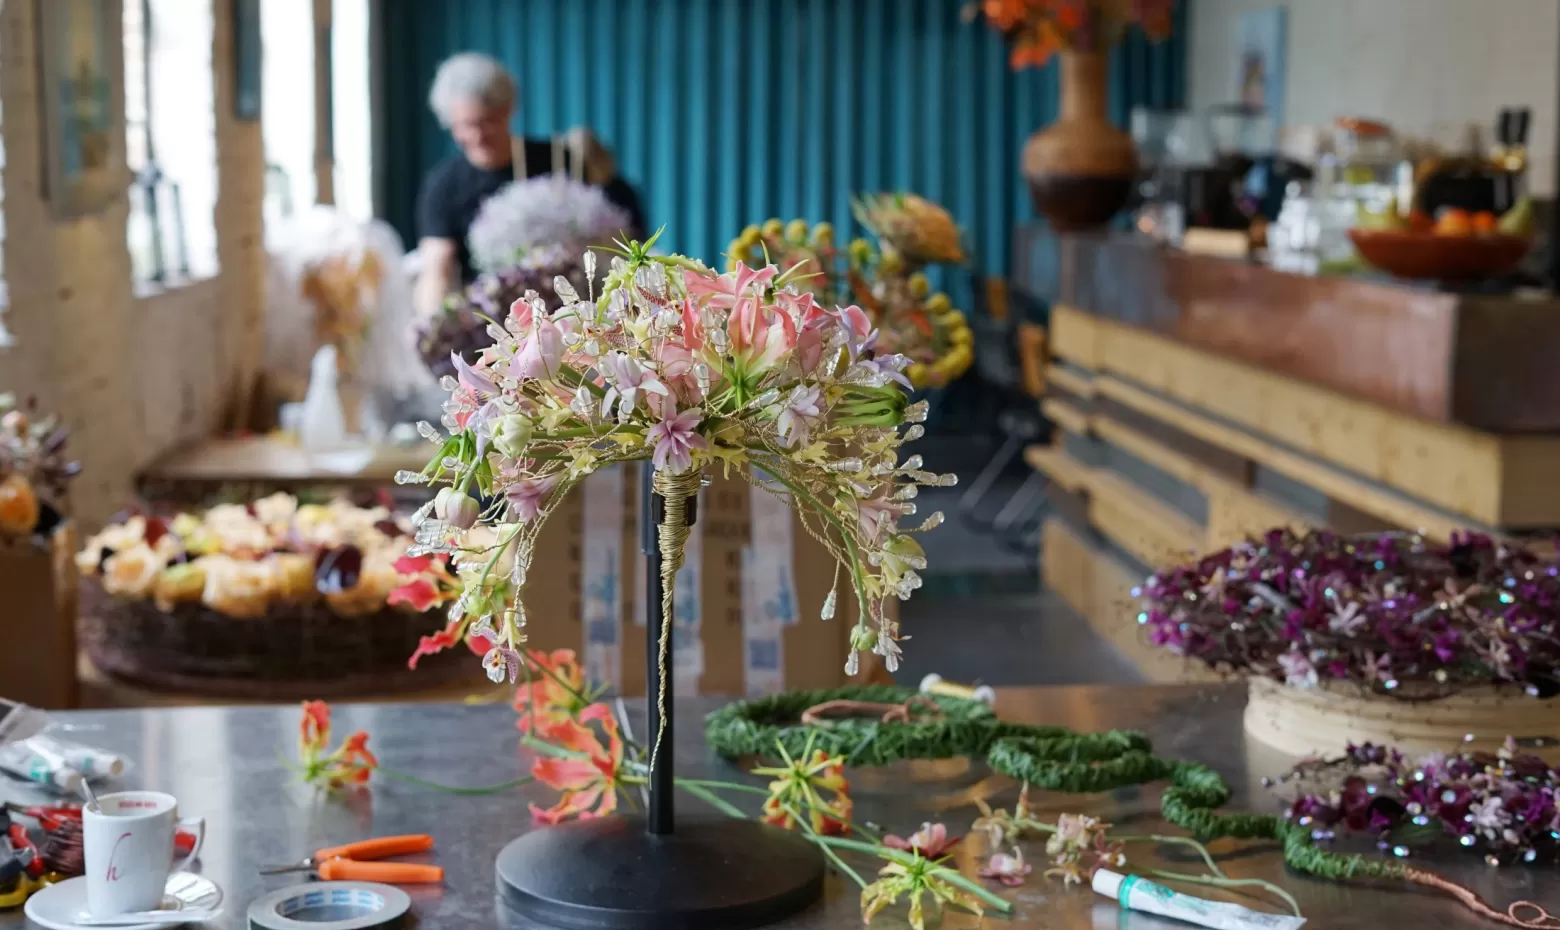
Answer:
[
  {"left": 529, "top": 703, "right": 625, "bottom": 823},
  {"left": 297, "top": 700, "right": 379, "bottom": 788},
  {"left": 513, "top": 648, "right": 592, "bottom": 734},
  {"left": 754, "top": 746, "right": 853, "bottom": 836}
]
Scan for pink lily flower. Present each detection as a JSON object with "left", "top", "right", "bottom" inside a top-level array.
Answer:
[
  {"left": 683, "top": 263, "right": 777, "bottom": 311},
  {"left": 510, "top": 315, "right": 565, "bottom": 381},
  {"left": 727, "top": 296, "right": 797, "bottom": 376},
  {"left": 646, "top": 404, "right": 707, "bottom": 474}
]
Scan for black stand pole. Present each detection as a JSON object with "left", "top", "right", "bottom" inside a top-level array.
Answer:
[
  {"left": 642, "top": 464, "right": 674, "bottom": 835},
  {"left": 495, "top": 465, "right": 824, "bottom": 930}
]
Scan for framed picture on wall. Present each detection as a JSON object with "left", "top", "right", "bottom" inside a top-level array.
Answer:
[
  {"left": 1232, "top": 6, "right": 1286, "bottom": 134},
  {"left": 36, "top": 0, "right": 126, "bottom": 219},
  {"left": 233, "top": 0, "right": 262, "bottom": 120}
]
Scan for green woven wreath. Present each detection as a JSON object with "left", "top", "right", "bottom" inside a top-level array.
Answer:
[
  {"left": 704, "top": 686, "right": 1405, "bottom": 884},
  {"left": 704, "top": 685, "right": 1015, "bottom": 767}
]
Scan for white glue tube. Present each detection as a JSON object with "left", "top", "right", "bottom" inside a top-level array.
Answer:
[
  {"left": 1093, "top": 869, "right": 1306, "bottom": 930},
  {"left": 0, "top": 739, "right": 83, "bottom": 794},
  {"left": 29, "top": 733, "right": 127, "bottom": 779}
]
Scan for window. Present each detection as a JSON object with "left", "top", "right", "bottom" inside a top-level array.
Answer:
[
  {"left": 262, "top": 0, "right": 315, "bottom": 240},
  {"left": 0, "top": 0, "right": 10, "bottom": 349},
  {"left": 124, "top": 0, "right": 218, "bottom": 288},
  {"left": 331, "top": 0, "right": 374, "bottom": 222}
]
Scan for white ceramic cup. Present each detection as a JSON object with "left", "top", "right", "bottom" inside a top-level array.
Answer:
[{"left": 83, "top": 791, "right": 206, "bottom": 917}]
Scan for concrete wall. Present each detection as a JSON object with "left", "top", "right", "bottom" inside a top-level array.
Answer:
[
  {"left": 0, "top": 0, "right": 266, "bottom": 527},
  {"left": 1188, "top": 0, "right": 1560, "bottom": 196}
]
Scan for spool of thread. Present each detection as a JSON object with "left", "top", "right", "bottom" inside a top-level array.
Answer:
[{"left": 920, "top": 673, "right": 995, "bottom": 706}]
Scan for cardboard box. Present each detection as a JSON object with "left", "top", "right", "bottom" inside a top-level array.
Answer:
[
  {"left": 517, "top": 465, "right": 885, "bottom": 696},
  {"left": 0, "top": 523, "right": 80, "bottom": 708}
]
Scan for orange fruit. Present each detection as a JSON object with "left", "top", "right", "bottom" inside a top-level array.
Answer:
[
  {"left": 1472, "top": 211, "right": 1498, "bottom": 233},
  {"left": 1407, "top": 210, "right": 1434, "bottom": 232},
  {"left": 0, "top": 472, "right": 40, "bottom": 535},
  {"left": 1434, "top": 208, "right": 1474, "bottom": 237}
]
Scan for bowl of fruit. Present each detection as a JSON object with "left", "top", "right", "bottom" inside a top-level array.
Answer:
[{"left": 1348, "top": 196, "right": 1534, "bottom": 280}]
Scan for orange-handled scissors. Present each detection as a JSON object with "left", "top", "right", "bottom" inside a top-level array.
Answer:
[{"left": 260, "top": 834, "right": 442, "bottom": 884}]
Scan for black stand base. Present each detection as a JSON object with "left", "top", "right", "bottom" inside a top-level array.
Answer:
[{"left": 495, "top": 815, "right": 825, "bottom": 930}]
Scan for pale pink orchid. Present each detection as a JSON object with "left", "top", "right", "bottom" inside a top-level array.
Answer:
[
  {"left": 600, "top": 351, "right": 669, "bottom": 422},
  {"left": 507, "top": 474, "right": 563, "bottom": 522},
  {"left": 858, "top": 491, "right": 911, "bottom": 544},
  {"left": 776, "top": 386, "right": 822, "bottom": 448},
  {"left": 683, "top": 263, "right": 777, "bottom": 311},
  {"left": 510, "top": 315, "right": 566, "bottom": 381},
  {"left": 647, "top": 405, "right": 707, "bottom": 474},
  {"left": 679, "top": 298, "right": 706, "bottom": 352},
  {"left": 883, "top": 822, "right": 960, "bottom": 860},
  {"left": 507, "top": 295, "right": 536, "bottom": 330},
  {"left": 979, "top": 847, "right": 1032, "bottom": 887},
  {"left": 450, "top": 352, "right": 500, "bottom": 395}
]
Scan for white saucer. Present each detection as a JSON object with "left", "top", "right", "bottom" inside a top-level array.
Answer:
[{"left": 24, "top": 873, "right": 223, "bottom": 930}]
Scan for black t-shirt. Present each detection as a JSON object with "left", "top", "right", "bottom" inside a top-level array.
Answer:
[{"left": 416, "top": 137, "right": 647, "bottom": 283}]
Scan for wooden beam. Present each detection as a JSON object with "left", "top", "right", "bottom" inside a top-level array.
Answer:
[
  {"left": 1052, "top": 305, "right": 1560, "bottom": 528},
  {"left": 1024, "top": 443, "right": 1089, "bottom": 494},
  {"left": 1041, "top": 397, "right": 1091, "bottom": 436},
  {"left": 1042, "top": 519, "right": 1221, "bottom": 685},
  {"left": 1087, "top": 469, "right": 1205, "bottom": 569},
  {"left": 1095, "top": 375, "right": 1471, "bottom": 542},
  {"left": 1044, "top": 363, "right": 1096, "bottom": 399}
]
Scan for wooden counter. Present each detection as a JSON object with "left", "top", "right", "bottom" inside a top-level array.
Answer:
[
  {"left": 1015, "top": 230, "right": 1560, "bottom": 680},
  {"left": 1015, "top": 230, "right": 1560, "bottom": 431}
]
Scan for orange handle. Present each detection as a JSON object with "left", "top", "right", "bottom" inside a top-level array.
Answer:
[
  {"left": 316, "top": 859, "right": 444, "bottom": 883},
  {"left": 314, "top": 834, "right": 434, "bottom": 862}
]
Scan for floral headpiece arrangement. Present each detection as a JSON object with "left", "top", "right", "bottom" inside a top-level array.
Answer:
[
  {"left": 0, "top": 394, "right": 78, "bottom": 540},
  {"left": 400, "top": 231, "right": 951, "bottom": 682},
  {"left": 419, "top": 178, "right": 633, "bottom": 380},
  {"left": 1276, "top": 739, "right": 1560, "bottom": 866},
  {"left": 76, "top": 494, "right": 456, "bottom": 619},
  {"left": 1139, "top": 528, "right": 1560, "bottom": 698},
  {"left": 728, "top": 196, "right": 973, "bottom": 389},
  {"left": 967, "top": 0, "right": 1175, "bottom": 69}
]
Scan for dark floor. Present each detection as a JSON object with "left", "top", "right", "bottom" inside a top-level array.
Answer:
[{"left": 894, "top": 590, "right": 1146, "bottom": 688}]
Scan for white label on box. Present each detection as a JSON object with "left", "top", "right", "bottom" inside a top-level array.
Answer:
[
  {"left": 742, "top": 484, "right": 796, "bottom": 695},
  {"left": 672, "top": 498, "right": 704, "bottom": 695},
  {"left": 741, "top": 546, "right": 785, "bottom": 696},
  {"left": 581, "top": 467, "right": 624, "bottom": 691}
]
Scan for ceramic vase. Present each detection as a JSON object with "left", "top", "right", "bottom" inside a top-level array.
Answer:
[{"left": 1022, "top": 50, "right": 1137, "bottom": 231}]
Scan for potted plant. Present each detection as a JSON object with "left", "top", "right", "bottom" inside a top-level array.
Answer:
[
  {"left": 0, "top": 394, "right": 81, "bottom": 707},
  {"left": 969, "top": 0, "right": 1175, "bottom": 230},
  {"left": 417, "top": 176, "right": 633, "bottom": 381},
  {"left": 1140, "top": 528, "right": 1560, "bottom": 760},
  {"left": 75, "top": 493, "right": 467, "bottom": 699},
  {"left": 727, "top": 194, "right": 975, "bottom": 390}
]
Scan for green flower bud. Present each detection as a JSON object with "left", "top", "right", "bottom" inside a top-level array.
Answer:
[{"left": 490, "top": 414, "right": 534, "bottom": 458}]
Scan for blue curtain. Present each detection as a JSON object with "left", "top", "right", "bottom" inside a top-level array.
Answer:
[{"left": 381, "top": 0, "right": 1186, "bottom": 280}]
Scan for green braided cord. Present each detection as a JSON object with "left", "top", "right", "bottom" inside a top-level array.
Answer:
[
  {"left": 985, "top": 736, "right": 1407, "bottom": 883},
  {"left": 703, "top": 685, "right": 1004, "bottom": 767},
  {"left": 706, "top": 687, "right": 1408, "bottom": 883}
]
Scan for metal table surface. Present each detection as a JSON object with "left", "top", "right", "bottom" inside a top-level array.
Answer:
[{"left": 3, "top": 683, "right": 1553, "bottom": 929}]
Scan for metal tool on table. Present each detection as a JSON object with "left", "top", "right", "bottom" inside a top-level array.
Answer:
[{"left": 260, "top": 834, "right": 443, "bottom": 883}]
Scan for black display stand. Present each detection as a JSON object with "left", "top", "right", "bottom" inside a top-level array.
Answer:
[{"left": 495, "top": 467, "right": 826, "bottom": 930}]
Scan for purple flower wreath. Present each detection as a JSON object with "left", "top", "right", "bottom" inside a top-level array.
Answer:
[{"left": 1139, "top": 528, "right": 1560, "bottom": 698}]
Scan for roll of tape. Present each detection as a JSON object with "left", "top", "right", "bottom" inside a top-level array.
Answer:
[{"left": 248, "top": 882, "right": 410, "bottom": 930}]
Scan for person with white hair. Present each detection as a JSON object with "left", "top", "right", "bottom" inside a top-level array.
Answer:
[{"left": 414, "top": 52, "right": 645, "bottom": 314}]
